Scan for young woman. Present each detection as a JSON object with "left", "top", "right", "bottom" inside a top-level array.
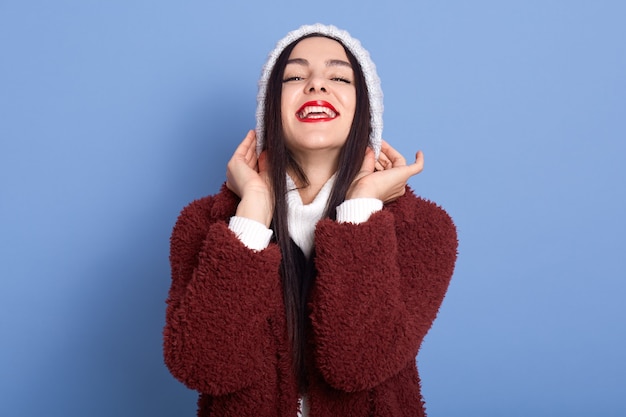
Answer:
[{"left": 164, "top": 24, "right": 458, "bottom": 417}]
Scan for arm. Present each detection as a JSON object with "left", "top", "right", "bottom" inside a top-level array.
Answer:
[
  {"left": 309, "top": 190, "right": 458, "bottom": 392},
  {"left": 163, "top": 191, "right": 282, "bottom": 395}
]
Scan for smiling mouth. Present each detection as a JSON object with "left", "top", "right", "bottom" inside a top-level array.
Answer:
[{"left": 296, "top": 100, "right": 339, "bottom": 122}]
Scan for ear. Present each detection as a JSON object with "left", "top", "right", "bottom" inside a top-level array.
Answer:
[{"left": 360, "top": 147, "right": 376, "bottom": 173}]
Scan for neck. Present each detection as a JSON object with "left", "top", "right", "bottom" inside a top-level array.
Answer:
[{"left": 289, "top": 151, "right": 339, "bottom": 205}]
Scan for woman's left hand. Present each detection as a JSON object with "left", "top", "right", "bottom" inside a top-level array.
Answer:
[{"left": 346, "top": 140, "right": 424, "bottom": 204}]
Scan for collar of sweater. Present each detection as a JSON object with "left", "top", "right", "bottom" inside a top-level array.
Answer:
[{"left": 286, "top": 173, "right": 336, "bottom": 258}]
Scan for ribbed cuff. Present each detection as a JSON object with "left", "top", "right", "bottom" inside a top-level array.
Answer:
[
  {"left": 228, "top": 216, "right": 273, "bottom": 251},
  {"left": 336, "top": 198, "right": 383, "bottom": 224}
]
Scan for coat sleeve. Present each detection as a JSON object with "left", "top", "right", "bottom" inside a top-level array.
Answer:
[
  {"left": 163, "top": 191, "right": 282, "bottom": 395},
  {"left": 309, "top": 190, "right": 458, "bottom": 392}
]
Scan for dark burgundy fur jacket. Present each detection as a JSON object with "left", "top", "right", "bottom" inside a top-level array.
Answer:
[{"left": 164, "top": 184, "right": 458, "bottom": 417}]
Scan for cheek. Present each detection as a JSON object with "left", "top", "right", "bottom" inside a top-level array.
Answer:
[
  {"left": 342, "top": 90, "right": 357, "bottom": 118},
  {"left": 280, "top": 104, "right": 292, "bottom": 133},
  {"left": 281, "top": 89, "right": 296, "bottom": 117}
]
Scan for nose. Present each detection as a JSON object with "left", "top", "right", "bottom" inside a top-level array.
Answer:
[{"left": 306, "top": 76, "right": 327, "bottom": 93}]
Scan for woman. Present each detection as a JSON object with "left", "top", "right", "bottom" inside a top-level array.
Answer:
[{"left": 164, "top": 24, "right": 458, "bottom": 417}]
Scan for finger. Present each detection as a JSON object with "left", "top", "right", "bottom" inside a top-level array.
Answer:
[
  {"left": 404, "top": 150, "right": 425, "bottom": 176},
  {"left": 238, "top": 131, "right": 259, "bottom": 168},
  {"left": 245, "top": 140, "right": 258, "bottom": 168},
  {"left": 413, "top": 150, "right": 424, "bottom": 171},
  {"left": 380, "top": 140, "right": 406, "bottom": 167},
  {"left": 243, "top": 129, "right": 255, "bottom": 147},
  {"left": 377, "top": 152, "right": 392, "bottom": 170},
  {"left": 385, "top": 151, "right": 424, "bottom": 183},
  {"left": 234, "top": 130, "right": 254, "bottom": 156}
]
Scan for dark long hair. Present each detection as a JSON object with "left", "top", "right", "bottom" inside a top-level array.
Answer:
[{"left": 263, "top": 35, "right": 371, "bottom": 391}]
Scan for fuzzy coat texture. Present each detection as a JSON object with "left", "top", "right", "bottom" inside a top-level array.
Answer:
[{"left": 164, "top": 185, "right": 458, "bottom": 417}]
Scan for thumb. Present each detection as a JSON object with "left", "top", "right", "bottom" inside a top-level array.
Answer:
[{"left": 407, "top": 150, "right": 425, "bottom": 175}]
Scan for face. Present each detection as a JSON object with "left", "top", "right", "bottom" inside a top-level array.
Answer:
[{"left": 280, "top": 36, "right": 356, "bottom": 160}]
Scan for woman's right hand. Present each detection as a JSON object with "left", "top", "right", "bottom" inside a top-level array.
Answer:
[
  {"left": 226, "top": 130, "right": 274, "bottom": 227},
  {"left": 346, "top": 140, "right": 424, "bottom": 204}
]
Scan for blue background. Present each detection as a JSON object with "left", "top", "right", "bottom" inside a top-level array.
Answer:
[{"left": 1, "top": 1, "right": 624, "bottom": 416}]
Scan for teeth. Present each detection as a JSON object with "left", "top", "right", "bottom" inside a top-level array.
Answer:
[{"left": 298, "top": 106, "right": 337, "bottom": 119}]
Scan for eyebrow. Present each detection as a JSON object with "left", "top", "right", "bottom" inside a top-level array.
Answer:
[{"left": 286, "top": 58, "right": 352, "bottom": 68}]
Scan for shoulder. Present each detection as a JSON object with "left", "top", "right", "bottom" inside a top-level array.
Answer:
[
  {"left": 386, "top": 187, "right": 458, "bottom": 245},
  {"left": 389, "top": 186, "right": 454, "bottom": 222},
  {"left": 172, "top": 184, "right": 239, "bottom": 237},
  {"left": 177, "top": 184, "right": 239, "bottom": 223}
]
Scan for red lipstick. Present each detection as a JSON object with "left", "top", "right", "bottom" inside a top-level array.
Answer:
[{"left": 296, "top": 100, "right": 339, "bottom": 122}]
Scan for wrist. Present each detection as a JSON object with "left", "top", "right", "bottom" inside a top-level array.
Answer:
[
  {"left": 346, "top": 183, "right": 377, "bottom": 200},
  {"left": 236, "top": 192, "right": 273, "bottom": 227}
]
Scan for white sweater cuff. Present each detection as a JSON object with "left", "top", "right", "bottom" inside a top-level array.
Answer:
[
  {"left": 336, "top": 198, "right": 383, "bottom": 224},
  {"left": 228, "top": 216, "right": 273, "bottom": 251}
]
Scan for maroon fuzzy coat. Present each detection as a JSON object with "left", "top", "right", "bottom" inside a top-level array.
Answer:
[{"left": 163, "top": 185, "right": 458, "bottom": 417}]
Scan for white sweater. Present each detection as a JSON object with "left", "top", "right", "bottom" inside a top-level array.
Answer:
[{"left": 228, "top": 174, "right": 382, "bottom": 256}]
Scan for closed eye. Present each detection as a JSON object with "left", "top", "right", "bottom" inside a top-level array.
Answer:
[{"left": 331, "top": 77, "right": 351, "bottom": 84}]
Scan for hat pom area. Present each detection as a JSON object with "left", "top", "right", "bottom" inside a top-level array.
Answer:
[{"left": 255, "top": 24, "right": 383, "bottom": 158}]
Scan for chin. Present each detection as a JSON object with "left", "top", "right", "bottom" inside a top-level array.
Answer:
[{"left": 288, "top": 134, "right": 347, "bottom": 153}]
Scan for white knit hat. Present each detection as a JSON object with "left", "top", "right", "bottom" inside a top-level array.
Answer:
[{"left": 255, "top": 23, "right": 383, "bottom": 158}]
